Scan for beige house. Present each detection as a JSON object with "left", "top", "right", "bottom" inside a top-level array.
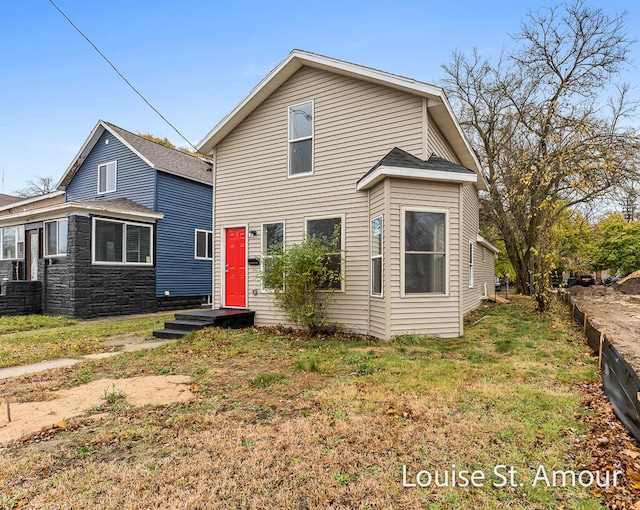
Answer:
[{"left": 197, "top": 50, "right": 497, "bottom": 339}]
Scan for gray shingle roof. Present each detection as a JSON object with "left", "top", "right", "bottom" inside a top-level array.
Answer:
[
  {"left": 0, "top": 194, "right": 22, "bottom": 207},
  {"left": 358, "top": 147, "right": 476, "bottom": 186},
  {"left": 75, "top": 197, "right": 158, "bottom": 216},
  {"left": 102, "top": 122, "right": 213, "bottom": 185}
]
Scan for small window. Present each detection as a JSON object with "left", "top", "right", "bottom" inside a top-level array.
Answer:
[
  {"left": 98, "top": 161, "right": 117, "bottom": 194},
  {"left": 195, "top": 229, "right": 213, "bottom": 260},
  {"left": 469, "top": 241, "right": 474, "bottom": 289},
  {"left": 307, "top": 216, "right": 342, "bottom": 290},
  {"left": 45, "top": 219, "right": 68, "bottom": 257},
  {"left": 261, "top": 222, "right": 284, "bottom": 291},
  {"left": 288, "top": 101, "right": 313, "bottom": 176},
  {"left": 403, "top": 209, "right": 447, "bottom": 294},
  {"left": 93, "top": 218, "right": 152, "bottom": 265},
  {"left": 482, "top": 246, "right": 486, "bottom": 262},
  {"left": 371, "top": 216, "right": 383, "bottom": 297}
]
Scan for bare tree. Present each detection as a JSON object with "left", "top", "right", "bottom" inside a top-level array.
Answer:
[
  {"left": 442, "top": 0, "right": 639, "bottom": 296},
  {"left": 14, "top": 176, "right": 56, "bottom": 198}
]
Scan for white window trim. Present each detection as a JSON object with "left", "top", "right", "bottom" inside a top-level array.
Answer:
[
  {"left": 400, "top": 206, "right": 449, "bottom": 298},
  {"left": 97, "top": 160, "right": 117, "bottom": 194},
  {"left": 288, "top": 100, "right": 314, "bottom": 178},
  {"left": 261, "top": 221, "right": 285, "bottom": 293},
  {"left": 194, "top": 229, "right": 213, "bottom": 260},
  {"left": 0, "top": 225, "right": 24, "bottom": 261},
  {"left": 469, "top": 241, "right": 474, "bottom": 289},
  {"left": 91, "top": 217, "right": 153, "bottom": 266},
  {"left": 370, "top": 215, "right": 383, "bottom": 298},
  {"left": 304, "top": 213, "right": 345, "bottom": 292},
  {"left": 44, "top": 219, "right": 68, "bottom": 258}
]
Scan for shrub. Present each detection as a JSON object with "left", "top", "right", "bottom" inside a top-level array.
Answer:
[{"left": 260, "top": 230, "right": 343, "bottom": 333}]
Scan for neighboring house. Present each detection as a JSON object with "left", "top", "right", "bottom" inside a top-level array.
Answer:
[
  {"left": 0, "top": 120, "right": 213, "bottom": 317},
  {"left": 197, "top": 50, "right": 497, "bottom": 339}
]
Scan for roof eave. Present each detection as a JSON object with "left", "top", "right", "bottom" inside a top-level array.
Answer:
[
  {"left": 196, "top": 50, "right": 444, "bottom": 155},
  {"left": 356, "top": 165, "right": 478, "bottom": 191},
  {"left": 477, "top": 234, "right": 500, "bottom": 254},
  {"left": 0, "top": 201, "right": 163, "bottom": 227}
]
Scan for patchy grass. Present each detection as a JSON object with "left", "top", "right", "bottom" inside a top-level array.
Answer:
[
  {"left": 0, "top": 296, "right": 608, "bottom": 509},
  {"left": 0, "top": 314, "right": 77, "bottom": 334},
  {"left": 0, "top": 313, "right": 174, "bottom": 368}
]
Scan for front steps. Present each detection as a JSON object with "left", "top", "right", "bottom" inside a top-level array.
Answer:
[{"left": 153, "top": 309, "right": 255, "bottom": 339}]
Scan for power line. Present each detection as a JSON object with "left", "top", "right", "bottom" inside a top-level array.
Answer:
[{"left": 47, "top": 0, "right": 199, "bottom": 153}]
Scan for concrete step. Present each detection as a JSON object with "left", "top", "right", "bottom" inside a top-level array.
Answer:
[{"left": 164, "top": 319, "right": 214, "bottom": 331}]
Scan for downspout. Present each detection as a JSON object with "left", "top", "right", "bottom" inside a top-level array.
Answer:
[
  {"left": 367, "top": 188, "right": 371, "bottom": 337},
  {"left": 211, "top": 148, "right": 217, "bottom": 310},
  {"left": 422, "top": 98, "right": 430, "bottom": 159},
  {"left": 458, "top": 183, "right": 464, "bottom": 336}
]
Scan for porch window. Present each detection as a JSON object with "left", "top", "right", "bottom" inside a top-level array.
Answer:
[
  {"left": 195, "top": 229, "right": 213, "bottom": 260},
  {"left": 403, "top": 209, "right": 447, "bottom": 294},
  {"left": 288, "top": 101, "right": 313, "bottom": 176},
  {"left": 45, "top": 219, "right": 68, "bottom": 257},
  {"left": 371, "top": 216, "right": 383, "bottom": 297},
  {"left": 307, "top": 216, "right": 343, "bottom": 290},
  {"left": 261, "top": 221, "right": 284, "bottom": 291},
  {"left": 93, "top": 218, "right": 152, "bottom": 265},
  {"left": 0, "top": 227, "right": 19, "bottom": 260},
  {"left": 98, "top": 161, "right": 117, "bottom": 194}
]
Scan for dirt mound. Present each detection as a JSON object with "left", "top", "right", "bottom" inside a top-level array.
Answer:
[
  {"left": 616, "top": 270, "right": 640, "bottom": 295},
  {"left": 0, "top": 375, "right": 193, "bottom": 443}
]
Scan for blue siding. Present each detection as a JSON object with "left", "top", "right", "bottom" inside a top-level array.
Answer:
[
  {"left": 65, "top": 131, "right": 156, "bottom": 207},
  {"left": 155, "top": 172, "right": 212, "bottom": 297}
]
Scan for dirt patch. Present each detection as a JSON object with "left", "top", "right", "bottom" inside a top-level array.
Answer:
[
  {"left": 0, "top": 375, "right": 193, "bottom": 443},
  {"left": 570, "top": 282, "right": 640, "bottom": 369}
]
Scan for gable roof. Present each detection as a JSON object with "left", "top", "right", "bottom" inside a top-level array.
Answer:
[
  {"left": 356, "top": 147, "right": 477, "bottom": 191},
  {"left": 196, "top": 49, "right": 486, "bottom": 189},
  {"left": 57, "top": 120, "right": 213, "bottom": 189}
]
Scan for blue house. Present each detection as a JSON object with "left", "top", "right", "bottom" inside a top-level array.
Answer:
[{"left": 0, "top": 120, "right": 213, "bottom": 317}]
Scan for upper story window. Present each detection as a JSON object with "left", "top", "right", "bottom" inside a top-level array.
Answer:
[
  {"left": 98, "top": 161, "right": 117, "bottom": 194},
  {"left": 469, "top": 241, "right": 474, "bottom": 289},
  {"left": 288, "top": 101, "right": 313, "bottom": 177},
  {"left": 45, "top": 219, "right": 68, "bottom": 257}
]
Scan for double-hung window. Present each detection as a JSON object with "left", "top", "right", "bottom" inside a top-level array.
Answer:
[
  {"left": 403, "top": 209, "right": 447, "bottom": 295},
  {"left": 288, "top": 101, "right": 313, "bottom": 176},
  {"left": 93, "top": 218, "right": 152, "bottom": 265},
  {"left": 307, "top": 216, "right": 342, "bottom": 290},
  {"left": 45, "top": 219, "right": 68, "bottom": 257},
  {"left": 195, "top": 229, "right": 213, "bottom": 260},
  {"left": 261, "top": 221, "right": 284, "bottom": 291},
  {"left": 0, "top": 226, "right": 24, "bottom": 260},
  {"left": 98, "top": 161, "right": 117, "bottom": 194},
  {"left": 371, "top": 216, "right": 383, "bottom": 297}
]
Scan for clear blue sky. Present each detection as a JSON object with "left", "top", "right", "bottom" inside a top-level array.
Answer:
[{"left": 1, "top": 0, "right": 638, "bottom": 195}]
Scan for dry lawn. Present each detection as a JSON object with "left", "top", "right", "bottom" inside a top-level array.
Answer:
[{"left": 0, "top": 298, "right": 612, "bottom": 509}]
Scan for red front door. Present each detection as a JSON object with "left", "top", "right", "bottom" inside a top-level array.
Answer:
[{"left": 224, "top": 227, "right": 246, "bottom": 307}]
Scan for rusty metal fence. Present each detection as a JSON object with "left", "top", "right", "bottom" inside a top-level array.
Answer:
[{"left": 560, "top": 291, "right": 640, "bottom": 442}]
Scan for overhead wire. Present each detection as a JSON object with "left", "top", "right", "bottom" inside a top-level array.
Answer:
[{"left": 47, "top": 0, "right": 200, "bottom": 153}]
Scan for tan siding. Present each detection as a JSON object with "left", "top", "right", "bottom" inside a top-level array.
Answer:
[
  {"left": 368, "top": 182, "right": 387, "bottom": 339},
  {"left": 388, "top": 178, "right": 461, "bottom": 338},
  {"left": 476, "top": 244, "right": 496, "bottom": 299},
  {"left": 428, "top": 121, "right": 460, "bottom": 164},
  {"left": 461, "top": 184, "right": 483, "bottom": 315},
  {"left": 213, "top": 67, "right": 425, "bottom": 335}
]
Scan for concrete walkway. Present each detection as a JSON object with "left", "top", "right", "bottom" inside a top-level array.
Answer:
[{"left": 0, "top": 336, "right": 177, "bottom": 380}]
